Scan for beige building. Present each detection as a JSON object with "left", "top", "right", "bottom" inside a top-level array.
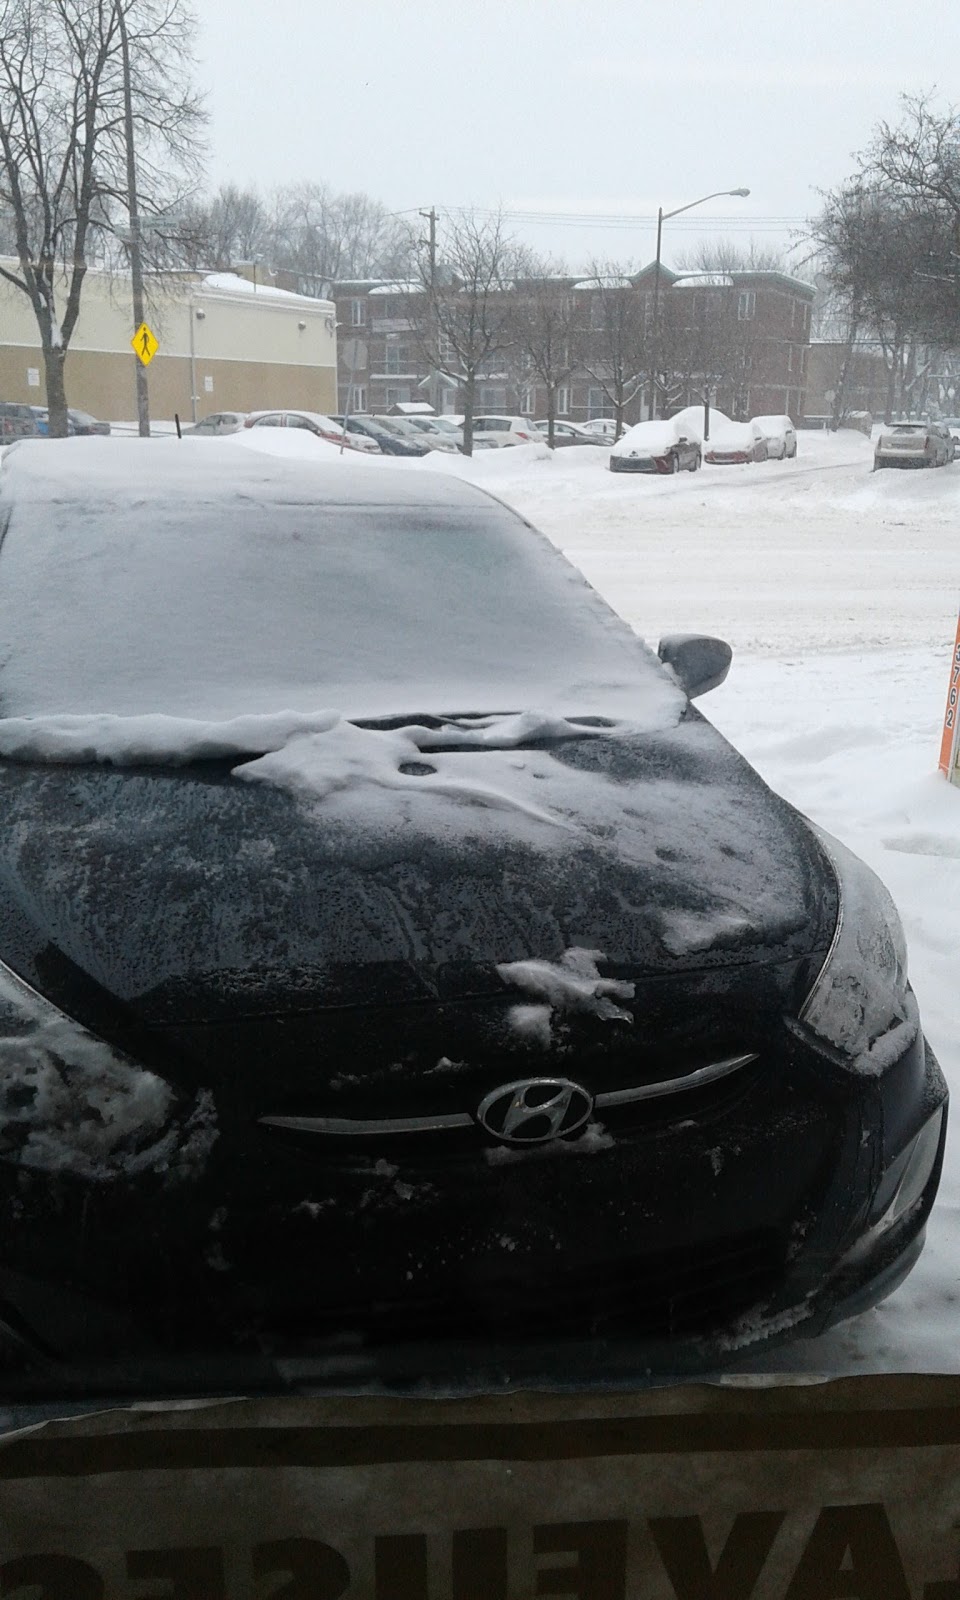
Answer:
[{"left": 0, "top": 264, "right": 337, "bottom": 423}]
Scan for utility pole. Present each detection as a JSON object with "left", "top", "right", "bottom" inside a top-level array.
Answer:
[
  {"left": 419, "top": 207, "right": 439, "bottom": 412},
  {"left": 117, "top": 0, "right": 151, "bottom": 437}
]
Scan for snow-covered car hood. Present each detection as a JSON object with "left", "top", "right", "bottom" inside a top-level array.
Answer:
[
  {"left": 610, "top": 421, "right": 682, "bottom": 458},
  {"left": 0, "top": 709, "right": 833, "bottom": 1041}
]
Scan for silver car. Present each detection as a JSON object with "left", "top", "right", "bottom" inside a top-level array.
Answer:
[{"left": 874, "top": 421, "right": 954, "bottom": 469}]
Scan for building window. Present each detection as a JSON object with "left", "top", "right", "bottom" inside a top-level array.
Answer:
[
  {"left": 385, "top": 386, "right": 411, "bottom": 405},
  {"left": 347, "top": 384, "right": 366, "bottom": 412},
  {"left": 587, "top": 387, "right": 613, "bottom": 419},
  {"left": 350, "top": 299, "right": 365, "bottom": 327},
  {"left": 479, "top": 385, "right": 507, "bottom": 410},
  {"left": 589, "top": 297, "right": 606, "bottom": 330},
  {"left": 738, "top": 292, "right": 756, "bottom": 321},
  {"left": 556, "top": 385, "right": 570, "bottom": 415},
  {"left": 521, "top": 386, "right": 536, "bottom": 415},
  {"left": 385, "top": 343, "right": 410, "bottom": 374},
  {"left": 438, "top": 332, "right": 456, "bottom": 363}
]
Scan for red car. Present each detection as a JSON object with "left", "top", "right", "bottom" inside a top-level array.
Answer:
[{"left": 703, "top": 421, "right": 767, "bottom": 465}]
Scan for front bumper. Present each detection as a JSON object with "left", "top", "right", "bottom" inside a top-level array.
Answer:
[
  {"left": 609, "top": 455, "right": 669, "bottom": 473},
  {"left": 0, "top": 1006, "right": 946, "bottom": 1397}
]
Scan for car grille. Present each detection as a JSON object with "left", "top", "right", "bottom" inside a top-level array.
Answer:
[{"left": 267, "top": 1230, "right": 785, "bottom": 1344}]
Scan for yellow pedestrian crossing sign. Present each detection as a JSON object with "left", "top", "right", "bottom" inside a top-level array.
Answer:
[{"left": 132, "top": 322, "right": 159, "bottom": 366}]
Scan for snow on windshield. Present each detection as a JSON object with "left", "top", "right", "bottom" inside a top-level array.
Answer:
[{"left": 0, "top": 440, "right": 684, "bottom": 741}]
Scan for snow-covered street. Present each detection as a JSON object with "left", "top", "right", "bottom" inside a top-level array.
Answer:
[{"left": 399, "top": 427, "right": 960, "bottom": 1373}]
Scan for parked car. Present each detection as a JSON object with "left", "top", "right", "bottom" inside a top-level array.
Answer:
[
  {"left": 874, "top": 421, "right": 954, "bottom": 469},
  {"left": 470, "top": 415, "right": 545, "bottom": 447},
  {"left": 668, "top": 404, "right": 732, "bottom": 442},
  {"left": 751, "top": 414, "right": 798, "bottom": 460},
  {"left": 703, "top": 421, "right": 768, "bottom": 465},
  {"left": 383, "top": 415, "right": 461, "bottom": 453},
  {"left": 578, "top": 418, "right": 620, "bottom": 441},
  {"left": 66, "top": 408, "right": 111, "bottom": 437},
  {"left": 534, "top": 420, "right": 608, "bottom": 448},
  {"left": 609, "top": 419, "right": 701, "bottom": 474},
  {"left": 332, "top": 415, "right": 430, "bottom": 457},
  {"left": 0, "top": 402, "right": 39, "bottom": 441},
  {"left": 939, "top": 417, "right": 960, "bottom": 459},
  {"left": 0, "top": 437, "right": 945, "bottom": 1390},
  {"left": 244, "top": 409, "right": 379, "bottom": 454},
  {"left": 183, "top": 411, "right": 248, "bottom": 437},
  {"left": 26, "top": 406, "right": 111, "bottom": 438}
]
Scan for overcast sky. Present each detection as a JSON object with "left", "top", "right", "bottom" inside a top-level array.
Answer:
[{"left": 191, "top": 0, "right": 958, "bottom": 275}]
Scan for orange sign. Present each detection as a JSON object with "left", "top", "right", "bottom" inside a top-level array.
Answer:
[{"left": 939, "top": 605, "right": 960, "bottom": 782}]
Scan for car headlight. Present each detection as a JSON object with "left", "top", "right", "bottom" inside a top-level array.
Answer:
[
  {"left": 799, "top": 826, "right": 912, "bottom": 1064},
  {"left": 0, "top": 959, "right": 216, "bottom": 1182}
]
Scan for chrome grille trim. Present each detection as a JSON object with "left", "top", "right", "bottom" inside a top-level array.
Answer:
[
  {"left": 260, "top": 1110, "right": 475, "bottom": 1136},
  {"left": 594, "top": 1052, "right": 758, "bottom": 1107},
  {"left": 259, "top": 1053, "right": 758, "bottom": 1137}
]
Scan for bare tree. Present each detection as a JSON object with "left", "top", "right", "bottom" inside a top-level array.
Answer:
[
  {"left": 508, "top": 254, "right": 580, "bottom": 445},
  {"left": 416, "top": 209, "right": 519, "bottom": 456},
  {"left": 163, "top": 183, "right": 269, "bottom": 270},
  {"left": 674, "top": 239, "right": 787, "bottom": 274},
  {"left": 270, "top": 183, "right": 414, "bottom": 292},
  {"left": 576, "top": 263, "right": 647, "bottom": 440},
  {"left": 0, "top": 0, "right": 204, "bottom": 434}
]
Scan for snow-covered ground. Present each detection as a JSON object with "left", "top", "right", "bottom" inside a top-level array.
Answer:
[{"left": 411, "top": 428, "right": 959, "bottom": 1374}]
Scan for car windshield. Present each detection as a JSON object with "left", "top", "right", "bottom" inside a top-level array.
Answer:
[{"left": 0, "top": 442, "right": 677, "bottom": 732}]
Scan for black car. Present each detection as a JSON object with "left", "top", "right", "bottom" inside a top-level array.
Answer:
[
  {"left": 0, "top": 439, "right": 946, "bottom": 1397},
  {"left": 332, "top": 413, "right": 431, "bottom": 457}
]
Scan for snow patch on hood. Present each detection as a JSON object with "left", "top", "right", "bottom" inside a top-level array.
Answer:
[{"left": 497, "top": 947, "right": 635, "bottom": 1043}]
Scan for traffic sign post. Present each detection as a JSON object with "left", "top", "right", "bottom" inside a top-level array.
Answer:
[
  {"left": 938, "top": 604, "right": 960, "bottom": 785},
  {"left": 131, "top": 321, "right": 158, "bottom": 367}
]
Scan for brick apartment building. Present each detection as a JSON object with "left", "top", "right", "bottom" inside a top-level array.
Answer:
[{"left": 332, "top": 265, "right": 815, "bottom": 426}]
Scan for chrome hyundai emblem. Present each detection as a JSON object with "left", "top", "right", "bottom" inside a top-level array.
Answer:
[{"left": 476, "top": 1077, "right": 594, "bottom": 1146}]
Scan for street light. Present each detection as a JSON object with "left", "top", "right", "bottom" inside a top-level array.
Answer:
[{"left": 649, "top": 187, "right": 750, "bottom": 420}]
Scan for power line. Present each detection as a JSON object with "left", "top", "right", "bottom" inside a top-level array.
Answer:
[{"left": 441, "top": 204, "right": 808, "bottom": 233}]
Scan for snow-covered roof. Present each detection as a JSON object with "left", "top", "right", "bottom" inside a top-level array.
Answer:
[
  {"left": 673, "top": 273, "right": 735, "bottom": 289},
  {"left": 572, "top": 276, "right": 633, "bottom": 291},
  {"left": 368, "top": 281, "right": 424, "bottom": 296},
  {"left": 200, "top": 271, "right": 326, "bottom": 306}
]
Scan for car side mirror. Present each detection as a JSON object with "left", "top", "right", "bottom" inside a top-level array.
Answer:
[{"left": 658, "top": 634, "right": 733, "bottom": 698}]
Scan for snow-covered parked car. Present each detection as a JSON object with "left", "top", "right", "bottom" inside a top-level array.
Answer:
[
  {"left": 470, "top": 415, "right": 545, "bottom": 447},
  {"left": 245, "top": 409, "right": 380, "bottom": 454},
  {"left": 579, "top": 417, "right": 621, "bottom": 441},
  {"left": 703, "top": 420, "right": 767, "bottom": 465},
  {"left": 609, "top": 418, "right": 701, "bottom": 474},
  {"left": 534, "top": 420, "right": 608, "bottom": 448},
  {"left": 751, "top": 413, "right": 798, "bottom": 460},
  {"left": 667, "top": 404, "right": 732, "bottom": 442},
  {"left": 873, "top": 421, "right": 954, "bottom": 470},
  {"left": 0, "top": 436, "right": 945, "bottom": 1393}
]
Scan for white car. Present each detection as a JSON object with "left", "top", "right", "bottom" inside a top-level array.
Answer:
[
  {"left": 244, "top": 410, "right": 380, "bottom": 454},
  {"left": 751, "top": 413, "right": 798, "bottom": 460},
  {"left": 469, "top": 416, "right": 545, "bottom": 447},
  {"left": 668, "top": 404, "right": 732, "bottom": 442}
]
